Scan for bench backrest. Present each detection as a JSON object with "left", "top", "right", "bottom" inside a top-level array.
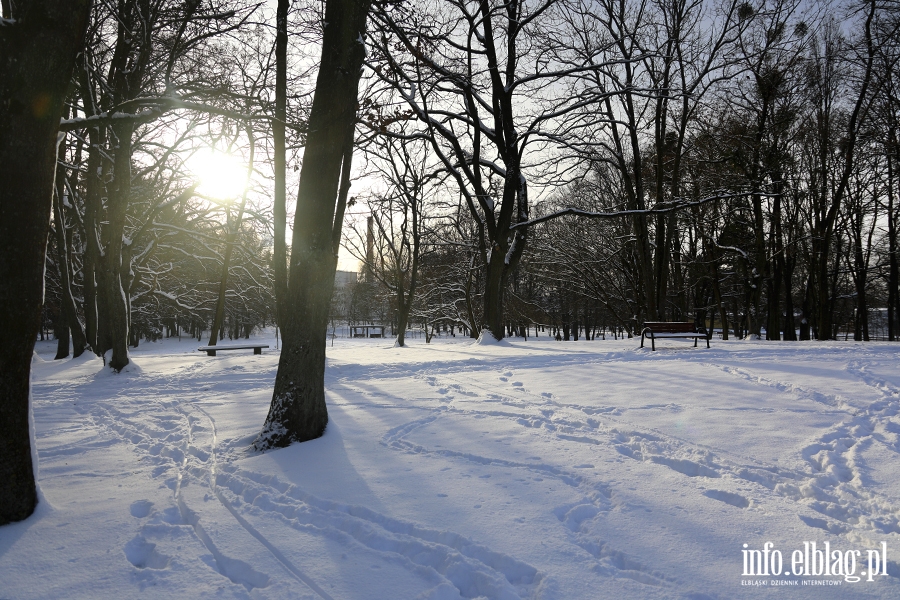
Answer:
[{"left": 643, "top": 321, "right": 698, "bottom": 333}]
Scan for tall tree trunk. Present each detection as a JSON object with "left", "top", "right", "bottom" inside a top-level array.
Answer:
[
  {"left": 482, "top": 174, "right": 528, "bottom": 340},
  {"left": 800, "top": 275, "right": 813, "bottom": 340},
  {"left": 654, "top": 213, "right": 669, "bottom": 319},
  {"left": 484, "top": 249, "right": 507, "bottom": 340},
  {"left": 888, "top": 130, "right": 898, "bottom": 340},
  {"left": 767, "top": 181, "right": 785, "bottom": 341},
  {"left": 82, "top": 126, "right": 104, "bottom": 352},
  {"left": 670, "top": 216, "right": 687, "bottom": 319},
  {"left": 53, "top": 304, "right": 70, "bottom": 360},
  {"left": 851, "top": 197, "right": 869, "bottom": 341},
  {"left": 713, "top": 260, "right": 728, "bottom": 340},
  {"left": 394, "top": 207, "right": 420, "bottom": 348},
  {"left": 98, "top": 122, "right": 134, "bottom": 371},
  {"left": 256, "top": 0, "right": 370, "bottom": 449},
  {"left": 0, "top": 0, "right": 92, "bottom": 525},
  {"left": 464, "top": 254, "right": 479, "bottom": 337},
  {"left": 53, "top": 172, "right": 89, "bottom": 357},
  {"left": 272, "top": 0, "right": 289, "bottom": 332},
  {"left": 782, "top": 253, "right": 797, "bottom": 341}
]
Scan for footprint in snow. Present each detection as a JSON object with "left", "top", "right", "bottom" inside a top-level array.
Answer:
[
  {"left": 124, "top": 535, "right": 170, "bottom": 570},
  {"left": 130, "top": 499, "right": 154, "bottom": 518},
  {"left": 702, "top": 489, "right": 749, "bottom": 509}
]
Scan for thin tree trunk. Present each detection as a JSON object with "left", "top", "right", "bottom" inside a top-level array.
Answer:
[
  {"left": 465, "top": 254, "right": 479, "bottom": 337},
  {"left": 209, "top": 132, "right": 255, "bottom": 346},
  {"left": 800, "top": 275, "right": 813, "bottom": 340},
  {"left": 888, "top": 130, "right": 898, "bottom": 340},
  {"left": 394, "top": 210, "right": 420, "bottom": 348},
  {"left": 53, "top": 305, "right": 70, "bottom": 360},
  {"left": 273, "top": 0, "right": 289, "bottom": 332},
  {"left": 82, "top": 126, "right": 104, "bottom": 352},
  {"left": 53, "top": 173, "right": 89, "bottom": 357},
  {"left": 767, "top": 181, "right": 785, "bottom": 341},
  {"left": 713, "top": 259, "right": 728, "bottom": 341},
  {"left": 782, "top": 253, "right": 797, "bottom": 341},
  {"left": 98, "top": 122, "right": 134, "bottom": 371}
]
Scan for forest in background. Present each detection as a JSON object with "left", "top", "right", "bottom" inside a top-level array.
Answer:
[{"left": 33, "top": 0, "right": 900, "bottom": 363}]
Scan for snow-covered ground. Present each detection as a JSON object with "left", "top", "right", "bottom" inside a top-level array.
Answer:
[{"left": 3, "top": 333, "right": 900, "bottom": 599}]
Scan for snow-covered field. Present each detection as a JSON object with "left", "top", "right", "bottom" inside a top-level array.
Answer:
[{"left": 3, "top": 333, "right": 900, "bottom": 599}]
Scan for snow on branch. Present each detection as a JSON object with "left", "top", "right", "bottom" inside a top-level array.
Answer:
[
  {"left": 713, "top": 241, "right": 750, "bottom": 261},
  {"left": 59, "top": 97, "right": 265, "bottom": 132},
  {"left": 152, "top": 289, "right": 202, "bottom": 312},
  {"left": 509, "top": 190, "right": 773, "bottom": 231}
]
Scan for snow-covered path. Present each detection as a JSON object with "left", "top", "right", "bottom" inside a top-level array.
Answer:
[{"left": 3, "top": 335, "right": 900, "bottom": 598}]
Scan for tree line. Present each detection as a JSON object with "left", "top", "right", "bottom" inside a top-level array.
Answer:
[{"left": 351, "top": 0, "right": 900, "bottom": 344}]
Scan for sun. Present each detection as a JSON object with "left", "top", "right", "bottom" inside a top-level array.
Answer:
[{"left": 187, "top": 149, "right": 248, "bottom": 200}]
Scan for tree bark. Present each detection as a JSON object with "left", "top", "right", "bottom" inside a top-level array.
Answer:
[
  {"left": 888, "top": 138, "right": 898, "bottom": 341},
  {"left": 53, "top": 305, "right": 70, "bottom": 360},
  {"left": 394, "top": 201, "right": 420, "bottom": 348},
  {"left": 767, "top": 180, "right": 785, "bottom": 341},
  {"left": 255, "top": 0, "right": 370, "bottom": 449},
  {"left": 97, "top": 122, "right": 134, "bottom": 371},
  {"left": 81, "top": 125, "right": 104, "bottom": 352},
  {"left": 53, "top": 172, "right": 89, "bottom": 358},
  {"left": 272, "top": 0, "right": 289, "bottom": 332},
  {"left": 0, "top": 0, "right": 92, "bottom": 525}
]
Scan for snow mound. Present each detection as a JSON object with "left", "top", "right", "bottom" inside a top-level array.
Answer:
[
  {"left": 95, "top": 353, "right": 144, "bottom": 377},
  {"left": 474, "top": 331, "right": 511, "bottom": 346}
]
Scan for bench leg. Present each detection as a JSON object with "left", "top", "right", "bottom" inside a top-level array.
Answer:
[
  {"left": 694, "top": 337, "right": 698, "bottom": 348},
  {"left": 207, "top": 349, "right": 216, "bottom": 357},
  {"left": 640, "top": 333, "right": 645, "bottom": 348},
  {"left": 706, "top": 337, "right": 710, "bottom": 348},
  {"left": 651, "top": 334, "right": 655, "bottom": 351},
  {"left": 254, "top": 347, "right": 261, "bottom": 355}
]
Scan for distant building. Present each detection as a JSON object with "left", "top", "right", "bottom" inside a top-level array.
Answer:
[{"left": 334, "top": 270, "right": 357, "bottom": 289}]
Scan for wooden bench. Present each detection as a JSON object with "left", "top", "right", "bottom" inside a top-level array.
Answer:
[
  {"left": 640, "top": 322, "right": 709, "bottom": 351},
  {"left": 197, "top": 344, "right": 269, "bottom": 357},
  {"left": 350, "top": 325, "right": 385, "bottom": 338}
]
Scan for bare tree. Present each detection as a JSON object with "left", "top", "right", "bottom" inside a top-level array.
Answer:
[
  {"left": 370, "top": 0, "right": 628, "bottom": 340},
  {"left": 348, "top": 132, "right": 437, "bottom": 346},
  {"left": 255, "top": 0, "right": 371, "bottom": 449}
]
